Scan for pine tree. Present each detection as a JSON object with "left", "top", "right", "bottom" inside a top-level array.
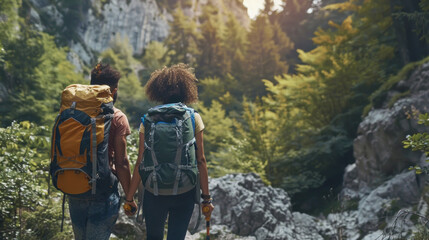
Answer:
[
  {"left": 271, "top": 22, "right": 294, "bottom": 63},
  {"left": 222, "top": 12, "right": 247, "bottom": 82},
  {"left": 140, "top": 41, "right": 169, "bottom": 85},
  {"left": 164, "top": 7, "right": 200, "bottom": 66},
  {"left": 196, "top": 4, "right": 227, "bottom": 78},
  {"left": 245, "top": 15, "right": 287, "bottom": 97}
]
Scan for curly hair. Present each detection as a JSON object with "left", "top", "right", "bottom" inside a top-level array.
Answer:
[
  {"left": 90, "top": 62, "right": 121, "bottom": 89},
  {"left": 145, "top": 63, "right": 198, "bottom": 104}
]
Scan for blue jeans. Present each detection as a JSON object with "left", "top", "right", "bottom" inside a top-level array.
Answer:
[
  {"left": 68, "top": 192, "right": 120, "bottom": 240},
  {"left": 144, "top": 189, "right": 195, "bottom": 240}
]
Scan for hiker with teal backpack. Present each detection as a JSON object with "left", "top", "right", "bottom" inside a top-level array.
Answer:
[
  {"left": 124, "top": 64, "right": 214, "bottom": 240},
  {"left": 50, "top": 63, "right": 134, "bottom": 240}
]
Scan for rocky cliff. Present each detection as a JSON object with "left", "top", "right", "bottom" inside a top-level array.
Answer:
[{"left": 27, "top": 0, "right": 249, "bottom": 70}]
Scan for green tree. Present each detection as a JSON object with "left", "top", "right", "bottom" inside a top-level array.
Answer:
[
  {"left": 197, "top": 101, "right": 234, "bottom": 160},
  {"left": 0, "top": 27, "right": 85, "bottom": 126},
  {"left": 206, "top": 100, "right": 281, "bottom": 184},
  {"left": 245, "top": 15, "right": 288, "bottom": 97},
  {"left": 222, "top": 12, "right": 247, "bottom": 82},
  {"left": 196, "top": 4, "right": 227, "bottom": 78},
  {"left": 0, "top": 0, "right": 20, "bottom": 53},
  {"left": 164, "top": 7, "right": 200, "bottom": 65},
  {"left": 271, "top": 22, "right": 294, "bottom": 63},
  {"left": 100, "top": 35, "right": 149, "bottom": 125},
  {"left": 140, "top": 41, "right": 170, "bottom": 85}
]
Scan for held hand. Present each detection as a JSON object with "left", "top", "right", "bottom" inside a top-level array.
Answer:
[
  {"left": 123, "top": 200, "right": 137, "bottom": 216},
  {"left": 202, "top": 203, "right": 214, "bottom": 220}
]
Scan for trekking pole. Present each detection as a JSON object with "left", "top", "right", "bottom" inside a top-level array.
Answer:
[{"left": 202, "top": 205, "right": 210, "bottom": 240}]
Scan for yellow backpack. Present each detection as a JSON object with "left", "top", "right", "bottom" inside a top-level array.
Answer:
[{"left": 50, "top": 84, "right": 117, "bottom": 196}]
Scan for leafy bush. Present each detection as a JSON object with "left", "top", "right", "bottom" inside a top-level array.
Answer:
[
  {"left": 0, "top": 121, "right": 51, "bottom": 238},
  {"left": 404, "top": 113, "right": 429, "bottom": 174}
]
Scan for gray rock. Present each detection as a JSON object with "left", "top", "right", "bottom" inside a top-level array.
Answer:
[
  {"left": 354, "top": 62, "right": 429, "bottom": 187},
  {"left": 357, "top": 171, "right": 420, "bottom": 231},
  {"left": 325, "top": 211, "right": 360, "bottom": 240},
  {"left": 82, "top": 0, "right": 169, "bottom": 58},
  {"left": 361, "top": 230, "right": 384, "bottom": 240},
  {"left": 188, "top": 173, "right": 328, "bottom": 240},
  {"left": 341, "top": 163, "right": 361, "bottom": 200},
  {"left": 186, "top": 225, "right": 256, "bottom": 240}
]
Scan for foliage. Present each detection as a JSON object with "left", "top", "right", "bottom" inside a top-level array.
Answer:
[
  {"left": 196, "top": 101, "right": 234, "bottom": 160},
  {"left": 127, "top": 130, "right": 140, "bottom": 169},
  {"left": 195, "top": 4, "right": 227, "bottom": 78},
  {"left": 365, "top": 56, "right": 429, "bottom": 115},
  {"left": 164, "top": 7, "right": 200, "bottom": 65},
  {"left": 140, "top": 41, "right": 170, "bottom": 85},
  {"left": 0, "top": 0, "right": 20, "bottom": 53},
  {"left": 222, "top": 13, "right": 247, "bottom": 81},
  {"left": 20, "top": 204, "right": 73, "bottom": 240},
  {"left": 412, "top": 226, "right": 429, "bottom": 240},
  {"left": 244, "top": 14, "right": 288, "bottom": 97},
  {"left": 0, "top": 121, "right": 52, "bottom": 238},
  {"left": 203, "top": 100, "right": 283, "bottom": 184},
  {"left": 56, "top": 0, "right": 91, "bottom": 41},
  {"left": 100, "top": 35, "right": 150, "bottom": 126},
  {"left": 0, "top": 24, "right": 85, "bottom": 127},
  {"left": 403, "top": 113, "right": 429, "bottom": 174}
]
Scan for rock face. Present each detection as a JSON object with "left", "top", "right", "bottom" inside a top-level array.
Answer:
[
  {"left": 28, "top": 0, "right": 250, "bottom": 69},
  {"left": 354, "top": 62, "right": 429, "bottom": 187},
  {"left": 29, "top": 0, "right": 169, "bottom": 65},
  {"left": 80, "top": 0, "right": 168, "bottom": 59},
  {"left": 357, "top": 171, "right": 421, "bottom": 231}
]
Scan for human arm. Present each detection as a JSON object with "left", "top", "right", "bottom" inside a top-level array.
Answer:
[
  {"left": 114, "top": 134, "right": 132, "bottom": 196},
  {"left": 124, "top": 131, "right": 145, "bottom": 215},
  {"left": 195, "top": 130, "right": 214, "bottom": 217}
]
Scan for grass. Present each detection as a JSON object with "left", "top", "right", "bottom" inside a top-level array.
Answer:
[{"left": 363, "top": 56, "right": 429, "bottom": 116}]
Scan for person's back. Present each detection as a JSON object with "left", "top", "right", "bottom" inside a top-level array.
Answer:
[
  {"left": 66, "top": 63, "right": 132, "bottom": 240},
  {"left": 125, "top": 64, "right": 214, "bottom": 240}
]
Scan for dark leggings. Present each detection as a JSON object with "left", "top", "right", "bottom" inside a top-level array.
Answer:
[{"left": 143, "top": 189, "right": 195, "bottom": 240}]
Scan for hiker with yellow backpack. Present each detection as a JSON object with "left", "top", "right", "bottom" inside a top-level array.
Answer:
[
  {"left": 124, "top": 64, "right": 214, "bottom": 240},
  {"left": 50, "top": 63, "right": 133, "bottom": 240}
]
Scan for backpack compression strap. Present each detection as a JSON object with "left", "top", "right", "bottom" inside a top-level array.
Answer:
[
  {"left": 90, "top": 118, "right": 97, "bottom": 194},
  {"left": 172, "top": 118, "right": 184, "bottom": 195},
  {"left": 149, "top": 123, "right": 159, "bottom": 196}
]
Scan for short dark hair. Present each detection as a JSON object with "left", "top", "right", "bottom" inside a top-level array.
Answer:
[
  {"left": 90, "top": 62, "right": 121, "bottom": 89},
  {"left": 145, "top": 63, "right": 198, "bottom": 104}
]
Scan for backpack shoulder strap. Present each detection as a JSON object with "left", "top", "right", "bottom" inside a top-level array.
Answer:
[
  {"left": 141, "top": 114, "right": 146, "bottom": 126},
  {"left": 184, "top": 106, "right": 196, "bottom": 133}
]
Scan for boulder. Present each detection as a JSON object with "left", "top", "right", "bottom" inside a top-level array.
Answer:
[
  {"left": 357, "top": 171, "right": 421, "bottom": 231},
  {"left": 354, "top": 62, "right": 429, "bottom": 187},
  {"left": 188, "top": 173, "right": 329, "bottom": 240}
]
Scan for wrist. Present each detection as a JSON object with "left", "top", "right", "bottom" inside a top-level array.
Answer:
[
  {"left": 202, "top": 198, "right": 212, "bottom": 205},
  {"left": 124, "top": 197, "right": 133, "bottom": 202},
  {"left": 201, "top": 193, "right": 211, "bottom": 200}
]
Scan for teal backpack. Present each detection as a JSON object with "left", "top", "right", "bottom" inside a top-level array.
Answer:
[
  {"left": 138, "top": 103, "right": 199, "bottom": 196},
  {"left": 137, "top": 103, "right": 203, "bottom": 232}
]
